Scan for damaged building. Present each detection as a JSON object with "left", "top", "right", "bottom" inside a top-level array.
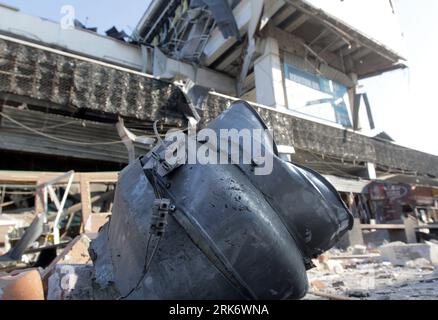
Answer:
[{"left": 1, "top": 0, "right": 438, "bottom": 300}]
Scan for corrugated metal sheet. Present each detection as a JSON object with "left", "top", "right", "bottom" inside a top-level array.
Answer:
[{"left": 0, "top": 106, "right": 150, "bottom": 163}]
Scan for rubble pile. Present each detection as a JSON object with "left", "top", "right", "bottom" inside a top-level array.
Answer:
[
  {"left": 305, "top": 242, "right": 438, "bottom": 300},
  {"left": 9, "top": 235, "right": 438, "bottom": 301},
  {"left": 4, "top": 239, "right": 438, "bottom": 300}
]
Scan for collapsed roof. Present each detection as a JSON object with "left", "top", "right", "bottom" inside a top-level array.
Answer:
[
  {"left": 134, "top": 0, "right": 406, "bottom": 84},
  {"left": 0, "top": 35, "right": 436, "bottom": 179}
]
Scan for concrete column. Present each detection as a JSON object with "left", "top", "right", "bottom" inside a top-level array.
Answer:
[
  {"left": 254, "top": 37, "right": 286, "bottom": 108},
  {"left": 366, "top": 162, "right": 377, "bottom": 180},
  {"left": 348, "top": 73, "right": 358, "bottom": 108},
  {"left": 404, "top": 215, "right": 418, "bottom": 244},
  {"left": 348, "top": 72, "right": 359, "bottom": 129}
]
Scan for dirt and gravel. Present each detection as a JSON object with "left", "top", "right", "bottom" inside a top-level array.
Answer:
[{"left": 304, "top": 243, "right": 438, "bottom": 300}]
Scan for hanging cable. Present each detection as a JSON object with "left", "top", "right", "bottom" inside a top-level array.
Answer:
[
  {"left": 0, "top": 111, "right": 126, "bottom": 146},
  {"left": 153, "top": 120, "right": 165, "bottom": 146}
]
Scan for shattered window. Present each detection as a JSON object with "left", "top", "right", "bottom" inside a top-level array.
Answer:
[{"left": 284, "top": 63, "right": 352, "bottom": 128}]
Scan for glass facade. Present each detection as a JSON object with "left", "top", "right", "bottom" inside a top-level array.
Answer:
[{"left": 284, "top": 63, "right": 352, "bottom": 127}]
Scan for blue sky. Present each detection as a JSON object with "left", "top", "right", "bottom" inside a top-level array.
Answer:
[
  {"left": 0, "top": 0, "right": 151, "bottom": 34},
  {"left": 1, "top": 0, "right": 437, "bottom": 156}
]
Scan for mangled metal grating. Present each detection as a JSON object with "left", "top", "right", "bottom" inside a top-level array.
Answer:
[{"left": 0, "top": 38, "right": 187, "bottom": 125}]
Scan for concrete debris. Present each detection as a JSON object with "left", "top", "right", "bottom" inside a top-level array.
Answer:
[
  {"left": 43, "top": 235, "right": 94, "bottom": 300},
  {"left": 352, "top": 245, "right": 368, "bottom": 255},
  {"left": 305, "top": 242, "right": 438, "bottom": 300},
  {"left": 323, "top": 260, "right": 345, "bottom": 274},
  {"left": 405, "top": 258, "right": 434, "bottom": 270},
  {"left": 310, "top": 279, "right": 327, "bottom": 291},
  {"left": 308, "top": 290, "right": 357, "bottom": 301},
  {"left": 332, "top": 280, "right": 345, "bottom": 288},
  {"left": 45, "top": 235, "right": 94, "bottom": 300},
  {"left": 346, "top": 289, "right": 370, "bottom": 298},
  {"left": 47, "top": 265, "right": 94, "bottom": 300},
  {"left": 380, "top": 241, "right": 438, "bottom": 266}
]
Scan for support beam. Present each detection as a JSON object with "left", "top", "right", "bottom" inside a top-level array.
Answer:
[
  {"left": 254, "top": 37, "right": 286, "bottom": 108},
  {"left": 366, "top": 162, "right": 377, "bottom": 180},
  {"left": 260, "top": 25, "right": 355, "bottom": 105},
  {"left": 284, "top": 13, "right": 309, "bottom": 33},
  {"left": 260, "top": 0, "right": 286, "bottom": 30},
  {"left": 272, "top": 5, "right": 297, "bottom": 26},
  {"left": 404, "top": 216, "right": 418, "bottom": 244},
  {"left": 340, "top": 43, "right": 361, "bottom": 58},
  {"left": 284, "top": 0, "right": 404, "bottom": 63},
  {"left": 348, "top": 72, "right": 359, "bottom": 128},
  {"left": 351, "top": 47, "right": 373, "bottom": 61},
  {"left": 329, "top": 38, "right": 351, "bottom": 53},
  {"left": 203, "top": 0, "right": 252, "bottom": 66},
  {"left": 215, "top": 46, "right": 243, "bottom": 72},
  {"left": 264, "top": 25, "right": 331, "bottom": 71},
  {"left": 153, "top": 48, "right": 237, "bottom": 96},
  {"left": 238, "top": 0, "right": 265, "bottom": 96},
  {"left": 244, "top": 73, "right": 256, "bottom": 91}
]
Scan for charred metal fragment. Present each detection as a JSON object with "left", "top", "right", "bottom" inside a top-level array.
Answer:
[
  {"left": 90, "top": 101, "right": 353, "bottom": 300},
  {"left": 105, "top": 26, "right": 129, "bottom": 42}
]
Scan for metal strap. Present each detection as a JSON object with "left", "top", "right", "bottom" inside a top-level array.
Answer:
[{"left": 140, "top": 156, "right": 257, "bottom": 300}]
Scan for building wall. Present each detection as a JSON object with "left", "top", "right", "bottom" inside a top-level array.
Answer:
[
  {"left": 199, "top": 93, "right": 438, "bottom": 178},
  {"left": 1, "top": 33, "right": 438, "bottom": 178},
  {"left": 0, "top": 37, "right": 188, "bottom": 126},
  {"left": 0, "top": 5, "right": 143, "bottom": 69}
]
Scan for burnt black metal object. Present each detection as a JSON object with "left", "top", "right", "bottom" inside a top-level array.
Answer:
[
  {"left": 105, "top": 26, "right": 129, "bottom": 41},
  {"left": 90, "top": 101, "right": 353, "bottom": 300}
]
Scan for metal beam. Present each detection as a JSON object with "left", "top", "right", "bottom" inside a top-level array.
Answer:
[
  {"left": 153, "top": 48, "right": 237, "bottom": 95},
  {"left": 215, "top": 46, "right": 244, "bottom": 72},
  {"left": 260, "top": 0, "right": 286, "bottom": 30},
  {"left": 203, "top": 0, "right": 252, "bottom": 66},
  {"left": 272, "top": 4, "right": 297, "bottom": 26},
  {"left": 284, "top": 0, "right": 404, "bottom": 63},
  {"left": 238, "top": 0, "right": 265, "bottom": 96},
  {"left": 284, "top": 13, "right": 309, "bottom": 32}
]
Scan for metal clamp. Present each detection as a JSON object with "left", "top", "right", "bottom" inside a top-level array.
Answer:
[{"left": 150, "top": 198, "right": 171, "bottom": 237}]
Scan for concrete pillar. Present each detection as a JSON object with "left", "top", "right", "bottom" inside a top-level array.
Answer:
[
  {"left": 348, "top": 73, "right": 358, "bottom": 113},
  {"left": 404, "top": 215, "right": 418, "bottom": 244},
  {"left": 348, "top": 72, "right": 360, "bottom": 130},
  {"left": 254, "top": 37, "right": 286, "bottom": 109},
  {"left": 366, "top": 162, "right": 377, "bottom": 180}
]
